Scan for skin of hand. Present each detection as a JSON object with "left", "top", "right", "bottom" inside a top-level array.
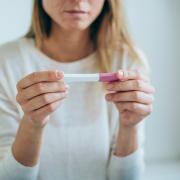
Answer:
[
  {"left": 16, "top": 70, "right": 69, "bottom": 128},
  {"left": 12, "top": 70, "right": 69, "bottom": 166},
  {"left": 104, "top": 69, "right": 155, "bottom": 156},
  {"left": 105, "top": 69, "right": 155, "bottom": 128}
]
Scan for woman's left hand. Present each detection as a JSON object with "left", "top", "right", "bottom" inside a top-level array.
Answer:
[{"left": 105, "top": 70, "right": 155, "bottom": 128}]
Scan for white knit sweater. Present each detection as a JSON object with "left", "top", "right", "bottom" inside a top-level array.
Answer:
[{"left": 0, "top": 38, "right": 149, "bottom": 180}]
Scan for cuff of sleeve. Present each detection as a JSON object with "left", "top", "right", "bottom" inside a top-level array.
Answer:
[
  {"left": 3, "top": 148, "right": 39, "bottom": 180},
  {"left": 111, "top": 148, "right": 145, "bottom": 171}
]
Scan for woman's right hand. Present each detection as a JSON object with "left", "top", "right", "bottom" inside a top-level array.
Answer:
[{"left": 16, "top": 70, "right": 69, "bottom": 128}]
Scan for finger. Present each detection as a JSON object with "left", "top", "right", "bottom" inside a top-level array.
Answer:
[
  {"left": 116, "top": 102, "right": 153, "bottom": 116},
  {"left": 28, "top": 100, "right": 62, "bottom": 123},
  {"left": 22, "top": 92, "right": 68, "bottom": 112},
  {"left": 117, "top": 69, "right": 150, "bottom": 82},
  {"left": 105, "top": 79, "right": 155, "bottom": 94},
  {"left": 20, "top": 81, "right": 69, "bottom": 101},
  {"left": 17, "top": 70, "right": 64, "bottom": 90},
  {"left": 106, "top": 91, "right": 154, "bottom": 104}
]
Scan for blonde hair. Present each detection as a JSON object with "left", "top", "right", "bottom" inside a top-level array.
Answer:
[{"left": 27, "top": 0, "right": 140, "bottom": 72}]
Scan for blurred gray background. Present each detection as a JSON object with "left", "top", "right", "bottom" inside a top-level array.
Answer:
[{"left": 0, "top": 0, "right": 180, "bottom": 179}]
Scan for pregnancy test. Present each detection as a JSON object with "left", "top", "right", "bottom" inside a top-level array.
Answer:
[{"left": 63, "top": 73, "right": 120, "bottom": 83}]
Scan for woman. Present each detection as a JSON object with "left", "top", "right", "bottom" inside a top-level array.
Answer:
[{"left": 0, "top": 0, "right": 155, "bottom": 180}]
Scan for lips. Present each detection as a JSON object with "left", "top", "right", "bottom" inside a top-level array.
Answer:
[
  {"left": 64, "top": 10, "right": 88, "bottom": 14},
  {"left": 64, "top": 10, "right": 89, "bottom": 18}
]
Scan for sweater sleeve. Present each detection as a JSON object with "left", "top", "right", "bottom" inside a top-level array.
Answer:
[
  {"left": 107, "top": 120, "right": 145, "bottom": 180},
  {"left": 107, "top": 48, "right": 150, "bottom": 180},
  {"left": 0, "top": 66, "right": 39, "bottom": 180}
]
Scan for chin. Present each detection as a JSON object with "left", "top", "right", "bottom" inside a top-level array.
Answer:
[{"left": 63, "top": 22, "right": 90, "bottom": 31}]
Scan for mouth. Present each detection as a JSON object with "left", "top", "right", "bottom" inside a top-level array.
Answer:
[{"left": 64, "top": 10, "right": 89, "bottom": 16}]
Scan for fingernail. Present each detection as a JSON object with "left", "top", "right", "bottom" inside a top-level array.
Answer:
[
  {"left": 56, "top": 71, "right": 63, "bottom": 79},
  {"left": 118, "top": 70, "right": 124, "bottom": 79}
]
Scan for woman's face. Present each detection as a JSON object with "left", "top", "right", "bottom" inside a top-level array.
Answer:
[{"left": 43, "top": 0, "right": 105, "bottom": 31}]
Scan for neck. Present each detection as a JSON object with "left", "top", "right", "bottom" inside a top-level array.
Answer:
[{"left": 41, "top": 22, "right": 94, "bottom": 63}]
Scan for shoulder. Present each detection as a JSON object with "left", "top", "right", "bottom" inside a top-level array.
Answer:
[
  {"left": 131, "top": 47, "right": 151, "bottom": 74},
  {"left": 0, "top": 37, "right": 35, "bottom": 66},
  {"left": 0, "top": 38, "right": 27, "bottom": 84},
  {"left": 0, "top": 39, "right": 21, "bottom": 58},
  {"left": 0, "top": 38, "right": 23, "bottom": 66},
  {"left": 0, "top": 37, "right": 36, "bottom": 77},
  {"left": 0, "top": 38, "right": 32, "bottom": 102},
  {"left": 113, "top": 46, "right": 151, "bottom": 75}
]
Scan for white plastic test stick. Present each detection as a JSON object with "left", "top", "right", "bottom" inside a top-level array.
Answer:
[
  {"left": 63, "top": 73, "right": 119, "bottom": 83},
  {"left": 64, "top": 74, "right": 99, "bottom": 82}
]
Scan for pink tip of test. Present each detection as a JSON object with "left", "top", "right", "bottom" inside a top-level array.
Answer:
[{"left": 99, "top": 73, "right": 119, "bottom": 82}]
